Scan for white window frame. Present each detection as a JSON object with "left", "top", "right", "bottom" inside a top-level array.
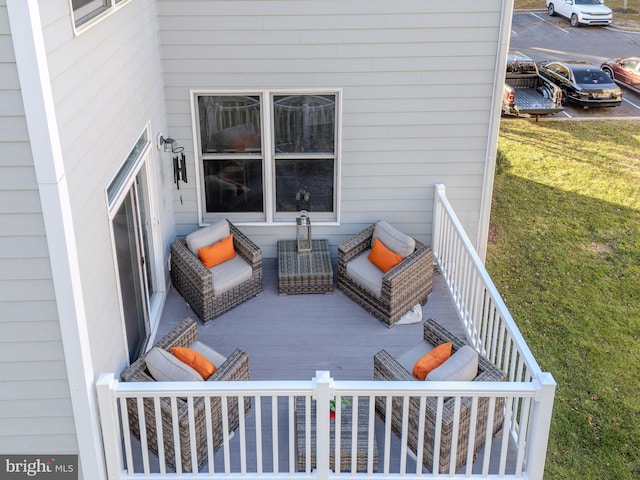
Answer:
[
  {"left": 70, "top": 0, "right": 132, "bottom": 33},
  {"left": 190, "top": 89, "right": 342, "bottom": 226}
]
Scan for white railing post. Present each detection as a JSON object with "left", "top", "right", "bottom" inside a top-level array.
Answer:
[
  {"left": 96, "top": 373, "right": 125, "bottom": 480},
  {"left": 523, "top": 372, "right": 556, "bottom": 480},
  {"left": 432, "top": 183, "right": 446, "bottom": 257},
  {"left": 313, "top": 371, "right": 334, "bottom": 480}
]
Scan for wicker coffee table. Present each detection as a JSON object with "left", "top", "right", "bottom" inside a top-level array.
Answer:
[
  {"left": 277, "top": 239, "right": 334, "bottom": 295},
  {"left": 295, "top": 397, "right": 378, "bottom": 473}
]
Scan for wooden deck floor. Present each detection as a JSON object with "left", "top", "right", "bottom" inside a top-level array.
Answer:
[
  {"left": 142, "top": 259, "right": 518, "bottom": 476},
  {"left": 157, "top": 258, "right": 463, "bottom": 381}
]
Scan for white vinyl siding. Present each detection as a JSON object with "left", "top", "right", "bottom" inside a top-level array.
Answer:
[
  {"left": 159, "top": 0, "right": 504, "bottom": 257},
  {"left": 41, "top": 0, "right": 171, "bottom": 376},
  {"left": 0, "top": 1, "right": 76, "bottom": 453}
]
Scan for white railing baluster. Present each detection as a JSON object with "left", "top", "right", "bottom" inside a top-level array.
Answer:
[
  {"left": 288, "top": 396, "right": 295, "bottom": 474},
  {"left": 383, "top": 395, "right": 392, "bottom": 475},
  {"left": 515, "top": 396, "right": 532, "bottom": 476},
  {"left": 449, "top": 397, "right": 461, "bottom": 474},
  {"left": 153, "top": 397, "right": 166, "bottom": 475},
  {"left": 255, "top": 395, "right": 263, "bottom": 474},
  {"left": 221, "top": 396, "right": 230, "bottom": 474},
  {"left": 170, "top": 397, "right": 181, "bottom": 474},
  {"left": 238, "top": 395, "right": 246, "bottom": 474},
  {"left": 187, "top": 396, "right": 197, "bottom": 472},
  {"left": 400, "top": 396, "right": 409, "bottom": 474},
  {"left": 136, "top": 397, "right": 150, "bottom": 474},
  {"left": 465, "top": 397, "right": 479, "bottom": 476},
  {"left": 367, "top": 395, "right": 376, "bottom": 475},
  {"left": 351, "top": 395, "right": 358, "bottom": 474},
  {"left": 415, "top": 395, "right": 426, "bottom": 475},
  {"left": 271, "top": 395, "right": 278, "bottom": 474},
  {"left": 432, "top": 396, "right": 444, "bottom": 474},
  {"left": 481, "top": 396, "right": 496, "bottom": 477},
  {"left": 204, "top": 393, "right": 215, "bottom": 474},
  {"left": 120, "top": 397, "right": 134, "bottom": 475}
]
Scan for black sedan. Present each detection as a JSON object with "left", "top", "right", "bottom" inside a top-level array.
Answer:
[
  {"left": 537, "top": 60, "right": 622, "bottom": 108},
  {"left": 601, "top": 57, "right": 640, "bottom": 94}
]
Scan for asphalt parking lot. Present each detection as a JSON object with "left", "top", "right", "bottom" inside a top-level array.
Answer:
[{"left": 509, "top": 12, "right": 640, "bottom": 119}]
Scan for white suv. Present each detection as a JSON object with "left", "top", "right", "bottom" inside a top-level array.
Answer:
[{"left": 546, "top": 0, "right": 612, "bottom": 27}]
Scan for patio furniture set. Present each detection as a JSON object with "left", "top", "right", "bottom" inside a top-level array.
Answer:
[{"left": 120, "top": 219, "right": 506, "bottom": 473}]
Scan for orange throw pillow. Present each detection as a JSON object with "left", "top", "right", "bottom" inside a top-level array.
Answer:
[
  {"left": 368, "top": 237, "right": 403, "bottom": 273},
  {"left": 171, "top": 347, "right": 216, "bottom": 380},
  {"left": 198, "top": 234, "right": 236, "bottom": 268},
  {"left": 412, "top": 342, "right": 452, "bottom": 380}
]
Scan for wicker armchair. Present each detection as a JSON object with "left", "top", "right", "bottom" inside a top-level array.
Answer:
[
  {"left": 120, "top": 318, "right": 251, "bottom": 472},
  {"left": 373, "top": 318, "right": 506, "bottom": 473},
  {"left": 337, "top": 222, "right": 433, "bottom": 327},
  {"left": 171, "top": 221, "right": 262, "bottom": 324}
]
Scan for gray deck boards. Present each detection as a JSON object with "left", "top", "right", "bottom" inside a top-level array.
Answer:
[
  {"left": 137, "top": 259, "right": 518, "bottom": 476},
  {"left": 157, "top": 259, "right": 463, "bottom": 381}
]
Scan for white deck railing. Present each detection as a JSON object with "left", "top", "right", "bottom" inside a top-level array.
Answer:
[
  {"left": 97, "top": 370, "right": 548, "bottom": 480},
  {"left": 96, "top": 184, "right": 556, "bottom": 480},
  {"left": 432, "top": 183, "right": 556, "bottom": 479}
]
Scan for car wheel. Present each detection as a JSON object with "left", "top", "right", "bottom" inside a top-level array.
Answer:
[
  {"left": 602, "top": 66, "right": 615, "bottom": 81},
  {"left": 548, "top": 4, "right": 555, "bottom": 16},
  {"left": 561, "top": 89, "right": 568, "bottom": 105},
  {"left": 571, "top": 14, "right": 580, "bottom": 27}
]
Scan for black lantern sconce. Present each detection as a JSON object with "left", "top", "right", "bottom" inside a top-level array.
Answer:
[
  {"left": 157, "top": 134, "right": 187, "bottom": 190},
  {"left": 296, "top": 210, "right": 312, "bottom": 252},
  {"left": 158, "top": 135, "right": 184, "bottom": 153}
]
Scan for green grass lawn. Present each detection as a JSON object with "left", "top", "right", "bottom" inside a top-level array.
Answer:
[{"left": 490, "top": 119, "right": 640, "bottom": 479}]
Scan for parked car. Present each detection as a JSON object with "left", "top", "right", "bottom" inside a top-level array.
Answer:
[
  {"left": 546, "top": 0, "right": 612, "bottom": 27},
  {"left": 601, "top": 57, "right": 640, "bottom": 94},
  {"left": 502, "top": 52, "right": 564, "bottom": 117},
  {"left": 537, "top": 60, "right": 622, "bottom": 108}
]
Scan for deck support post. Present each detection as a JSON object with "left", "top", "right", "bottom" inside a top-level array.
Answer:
[
  {"left": 96, "top": 373, "right": 125, "bottom": 480},
  {"left": 313, "top": 371, "right": 334, "bottom": 480},
  {"left": 524, "top": 372, "right": 556, "bottom": 480}
]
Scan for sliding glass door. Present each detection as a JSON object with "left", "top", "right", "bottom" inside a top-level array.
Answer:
[
  {"left": 112, "top": 182, "right": 149, "bottom": 361},
  {"left": 108, "top": 128, "right": 162, "bottom": 362}
]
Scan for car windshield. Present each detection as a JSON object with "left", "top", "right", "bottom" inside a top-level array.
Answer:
[
  {"left": 575, "top": 0, "right": 603, "bottom": 5},
  {"left": 576, "top": 70, "right": 612, "bottom": 85}
]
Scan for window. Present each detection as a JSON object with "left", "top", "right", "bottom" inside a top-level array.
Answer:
[
  {"left": 71, "top": 0, "right": 128, "bottom": 28},
  {"left": 195, "top": 91, "right": 340, "bottom": 223}
]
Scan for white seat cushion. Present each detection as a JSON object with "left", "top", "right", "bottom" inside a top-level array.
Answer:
[
  {"left": 372, "top": 220, "right": 415, "bottom": 257},
  {"left": 346, "top": 250, "right": 383, "bottom": 297},
  {"left": 185, "top": 220, "right": 230, "bottom": 255},
  {"left": 189, "top": 341, "right": 227, "bottom": 368},
  {"left": 145, "top": 347, "right": 204, "bottom": 381},
  {"left": 426, "top": 345, "right": 479, "bottom": 381},
  {"left": 396, "top": 341, "right": 435, "bottom": 373},
  {"left": 210, "top": 254, "right": 253, "bottom": 295}
]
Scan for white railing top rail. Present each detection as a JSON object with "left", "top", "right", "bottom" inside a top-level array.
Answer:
[
  {"left": 433, "top": 184, "right": 545, "bottom": 380},
  {"left": 106, "top": 376, "right": 542, "bottom": 399}
]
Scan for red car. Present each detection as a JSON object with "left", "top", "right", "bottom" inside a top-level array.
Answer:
[{"left": 601, "top": 57, "right": 640, "bottom": 94}]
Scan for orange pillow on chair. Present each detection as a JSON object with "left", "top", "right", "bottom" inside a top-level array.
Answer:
[
  {"left": 171, "top": 347, "right": 217, "bottom": 380},
  {"left": 412, "top": 342, "right": 452, "bottom": 380},
  {"left": 198, "top": 234, "right": 236, "bottom": 268},
  {"left": 368, "top": 237, "right": 403, "bottom": 273}
]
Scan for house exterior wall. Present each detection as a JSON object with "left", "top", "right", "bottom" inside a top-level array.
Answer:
[
  {"left": 157, "top": 0, "right": 510, "bottom": 257},
  {"left": 0, "top": 1, "right": 77, "bottom": 454},
  {"left": 2, "top": 0, "right": 174, "bottom": 477},
  {"left": 41, "top": 0, "right": 173, "bottom": 376}
]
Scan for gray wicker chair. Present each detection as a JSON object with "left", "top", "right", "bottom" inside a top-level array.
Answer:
[
  {"left": 120, "top": 317, "right": 251, "bottom": 472},
  {"left": 373, "top": 318, "right": 506, "bottom": 473},
  {"left": 170, "top": 221, "right": 262, "bottom": 324},
  {"left": 337, "top": 222, "right": 433, "bottom": 327}
]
